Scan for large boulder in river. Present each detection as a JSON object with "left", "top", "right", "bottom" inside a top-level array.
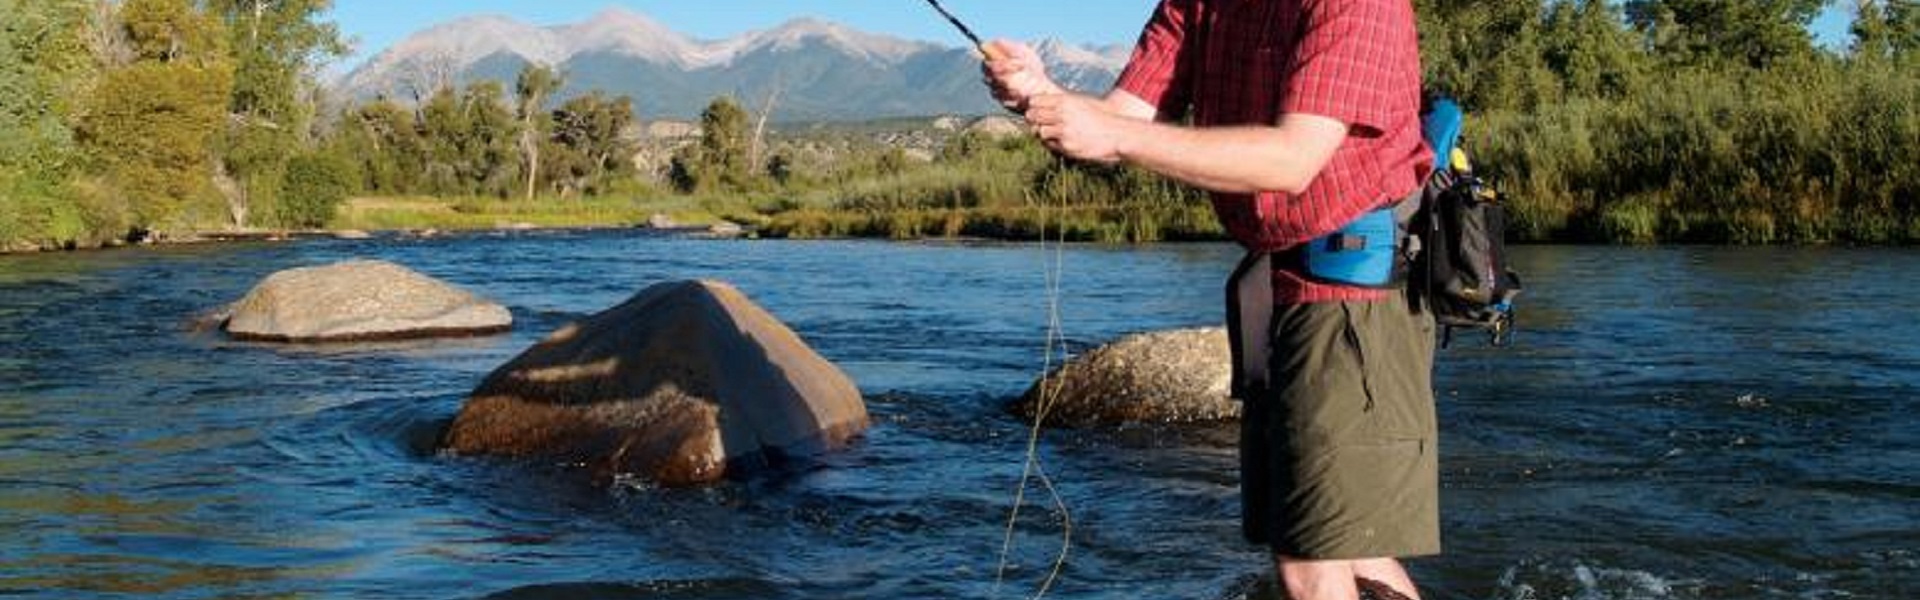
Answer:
[
  {"left": 224, "top": 260, "right": 511, "bottom": 342},
  {"left": 441, "top": 280, "right": 868, "bottom": 486},
  {"left": 1010, "top": 328, "right": 1238, "bottom": 427}
]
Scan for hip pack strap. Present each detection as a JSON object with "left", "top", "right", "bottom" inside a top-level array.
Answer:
[{"left": 1226, "top": 251, "right": 1274, "bottom": 400}]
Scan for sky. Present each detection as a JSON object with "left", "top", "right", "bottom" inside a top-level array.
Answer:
[{"left": 323, "top": 0, "right": 1858, "bottom": 74}]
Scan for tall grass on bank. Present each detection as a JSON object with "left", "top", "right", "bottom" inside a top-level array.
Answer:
[
  {"left": 330, "top": 196, "right": 659, "bottom": 231},
  {"left": 1476, "top": 58, "right": 1919, "bottom": 245},
  {"left": 759, "top": 135, "right": 1223, "bottom": 243}
]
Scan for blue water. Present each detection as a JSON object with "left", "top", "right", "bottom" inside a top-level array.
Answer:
[{"left": 0, "top": 231, "right": 1914, "bottom": 599}]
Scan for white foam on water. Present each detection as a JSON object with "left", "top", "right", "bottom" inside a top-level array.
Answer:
[{"left": 1493, "top": 560, "right": 1704, "bottom": 600}]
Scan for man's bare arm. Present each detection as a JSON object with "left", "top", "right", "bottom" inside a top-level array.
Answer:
[{"left": 1027, "top": 93, "right": 1349, "bottom": 195}]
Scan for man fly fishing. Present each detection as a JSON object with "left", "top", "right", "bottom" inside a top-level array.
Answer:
[{"left": 978, "top": 1, "right": 1438, "bottom": 599}]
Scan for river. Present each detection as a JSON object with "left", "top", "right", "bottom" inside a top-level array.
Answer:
[{"left": 0, "top": 231, "right": 1914, "bottom": 599}]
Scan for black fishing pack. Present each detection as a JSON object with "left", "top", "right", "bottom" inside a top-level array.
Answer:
[{"left": 1409, "top": 97, "right": 1522, "bottom": 348}]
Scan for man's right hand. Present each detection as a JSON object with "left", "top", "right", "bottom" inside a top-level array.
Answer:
[{"left": 981, "top": 40, "right": 1063, "bottom": 113}]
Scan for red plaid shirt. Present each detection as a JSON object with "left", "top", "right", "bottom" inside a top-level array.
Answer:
[{"left": 1115, "top": 0, "right": 1432, "bottom": 303}]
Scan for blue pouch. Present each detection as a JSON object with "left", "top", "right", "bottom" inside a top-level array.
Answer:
[{"left": 1301, "top": 207, "right": 1399, "bottom": 288}]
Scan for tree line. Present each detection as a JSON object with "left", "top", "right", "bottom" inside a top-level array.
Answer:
[
  {"left": 328, "top": 67, "right": 637, "bottom": 202},
  {"left": 0, "top": 0, "right": 639, "bottom": 249},
  {"left": 3, "top": 0, "right": 1918, "bottom": 250}
]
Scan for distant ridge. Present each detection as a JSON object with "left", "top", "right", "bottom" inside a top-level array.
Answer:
[{"left": 334, "top": 8, "right": 1131, "bottom": 121}]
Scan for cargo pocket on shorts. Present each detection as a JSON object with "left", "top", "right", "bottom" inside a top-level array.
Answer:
[{"left": 1341, "top": 301, "right": 1431, "bottom": 440}]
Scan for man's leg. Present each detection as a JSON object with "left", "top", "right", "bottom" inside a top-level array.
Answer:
[
  {"left": 1275, "top": 557, "right": 1358, "bottom": 600},
  {"left": 1276, "top": 556, "right": 1422, "bottom": 600},
  {"left": 1353, "top": 558, "right": 1421, "bottom": 600}
]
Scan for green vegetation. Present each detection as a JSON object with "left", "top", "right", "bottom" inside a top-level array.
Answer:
[
  {"left": 1, "top": 0, "right": 1916, "bottom": 251},
  {"left": 1423, "top": 0, "right": 1920, "bottom": 244},
  {"left": 329, "top": 195, "right": 682, "bottom": 232},
  {"left": 1, "top": 0, "right": 346, "bottom": 249}
]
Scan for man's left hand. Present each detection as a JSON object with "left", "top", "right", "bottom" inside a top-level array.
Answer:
[{"left": 1026, "top": 94, "right": 1128, "bottom": 164}]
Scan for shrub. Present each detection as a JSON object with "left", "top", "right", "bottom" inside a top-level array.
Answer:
[{"left": 279, "top": 153, "right": 357, "bottom": 229}]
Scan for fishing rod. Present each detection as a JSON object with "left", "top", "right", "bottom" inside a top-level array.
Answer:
[
  {"left": 914, "top": 3, "right": 1073, "bottom": 598},
  {"left": 920, "top": 0, "right": 1004, "bottom": 60}
]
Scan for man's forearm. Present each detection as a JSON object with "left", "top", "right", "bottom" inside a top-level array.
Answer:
[
  {"left": 1026, "top": 90, "right": 1347, "bottom": 196},
  {"left": 1113, "top": 121, "right": 1322, "bottom": 195}
]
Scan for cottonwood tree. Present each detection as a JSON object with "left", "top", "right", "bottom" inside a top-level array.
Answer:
[
  {"left": 1625, "top": 0, "right": 1824, "bottom": 68},
  {"left": 79, "top": 0, "right": 234, "bottom": 232},
  {"left": 203, "top": 0, "right": 345, "bottom": 228},
  {"left": 515, "top": 63, "right": 562, "bottom": 200},
  {"left": 671, "top": 96, "right": 751, "bottom": 193},
  {"left": 0, "top": 0, "right": 98, "bottom": 242},
  {"left": 544, "top": 92, "right": 635, "bottom": 196}
]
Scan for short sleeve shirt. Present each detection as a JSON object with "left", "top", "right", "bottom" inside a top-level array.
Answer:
[{"left": 1115, "top": 0, "right": 1432, "bottom": 303}]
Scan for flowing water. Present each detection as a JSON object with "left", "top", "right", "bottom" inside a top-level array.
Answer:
[{"left": 0, "top": 231, "right": 1913, "bottom": 599}]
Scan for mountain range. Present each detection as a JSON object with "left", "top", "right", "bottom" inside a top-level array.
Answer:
[{"left": 333, "top": 8, "right": 1133, "bottom": 122}]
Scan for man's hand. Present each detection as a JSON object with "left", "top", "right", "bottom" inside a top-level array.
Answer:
[
  {"left": 981, "top": 40, "right": 1062, "bottom": 113},
  {"left": 1026, "top": 93, "right": 1130, "bottom": 164}
]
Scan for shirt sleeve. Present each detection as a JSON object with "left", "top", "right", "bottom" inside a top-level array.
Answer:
[
  {"left": 1113, "top": 0, "right": 1197, "bottom": 119},
  {"left": 1281, "top": 0, "right": 1413, "bottom": 134}
]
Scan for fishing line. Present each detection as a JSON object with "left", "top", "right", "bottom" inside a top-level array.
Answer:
[
  {"left": 913, "top": 1, "right": 1075, "bottom": 597},
  {"left": 993, "top": 180, "right": 1075, "bottom": 600}
]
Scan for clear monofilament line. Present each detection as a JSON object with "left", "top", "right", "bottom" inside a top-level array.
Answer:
[{"left": 993, "top": 170, "right": 1076, "bottom": 600}]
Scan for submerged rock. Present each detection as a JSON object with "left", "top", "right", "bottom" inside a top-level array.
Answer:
[
  {"left": 441, "top": 280, "right": 868, "bottom": 486},
  {"left": 1010, "top": 328, "right": 1237, "bottom": 427},
  {"left": 224, "top": 260, "right": 511, "bottom": 342}
]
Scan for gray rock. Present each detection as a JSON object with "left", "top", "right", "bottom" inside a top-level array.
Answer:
[
  {"left": 1010, "top": 328, "right": 1237, "bottom": 427},
  {"left": 224, "top": 260, "right": 511, "bottom": 342},
  {"left": 333, "top": 229, "right": 373, "bottom": 240},
  {"left": 966, "top": 115, "right": 1027, "bottom": 139},
  {"left": 707, "top": 221, "right": 745, "bottom": 237},
  {"left": 647, "top": 213, "right": 680, "bottom": 229},
  {"left": 441, "top": 280, "right": 869, "bottom": 486}
]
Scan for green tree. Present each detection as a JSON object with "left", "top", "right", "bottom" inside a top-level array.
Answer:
[
  {"left": 336, "top": 97, "right": 421, "bottom": 193},
  {"left": 1855, "top": 0, "right": 1896, "bottom": 59},
  {"left": 1897, "top": 0, "right": 1920, "bottom": 57},
  {"left": 544, "top": 92, "right": 634, "bottom": 196},
  {"left": 514, "top": 63, "right": 562, "bottom": 199},
  {"left": 1542, "top": 0, "right": 1646, "bottom": 99},
  {"left": 277, "top": 150, "right": 354, "bottom": 228},
  {"left": 671, "top": 96, "right": 751, "bottom": 193},
  {"left": 203, "top": 0, "right": 345, "bottom": 228},
  {"left": 1414, "top": 0, "right": 1560, "bottom": 111},
  {"left": 1860, "top": 0, "right": 1920, "bottom": 58},
  {"left": 0, "top": 0, "right": 98, "bottom": 246},
  {"left": 1625, "top": 0, "right": 1824, "bottom": 68},
  {"left": 417, "top": 82, "right": 520, "bottom": 196},
  {"left": 79, "top": 0, "right": 233, "bottom": 233}
]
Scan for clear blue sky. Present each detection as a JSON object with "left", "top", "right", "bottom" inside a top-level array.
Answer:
[{"left": 325, "top": 1, "right": 1858, "bottom": 73}]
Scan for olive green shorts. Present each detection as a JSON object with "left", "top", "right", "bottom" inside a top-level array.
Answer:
[{"left": 1241, "top": 293, "right": 1440, "bottom": 559}]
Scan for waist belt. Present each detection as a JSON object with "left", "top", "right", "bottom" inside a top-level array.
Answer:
[{"left": 1225, "top": 190, "right": 1422, "bottom": 400}]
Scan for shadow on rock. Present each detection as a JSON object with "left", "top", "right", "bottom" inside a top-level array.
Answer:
[{"left": 441, "top": 280, "right": 868, "bottom": 487}]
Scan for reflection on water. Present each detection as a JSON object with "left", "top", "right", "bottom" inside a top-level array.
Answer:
[{"left": 0, "top": 233, "right": 1915, "bottom": 599}]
